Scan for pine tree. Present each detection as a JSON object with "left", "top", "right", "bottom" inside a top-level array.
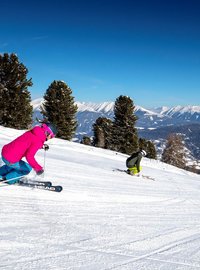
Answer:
[
  {"left": 0, "top": 53, "right": 33, "bottom": 129},
  {"left": 138, "top": 138, "right": 147, "bottom": 151},
  {"left": 93, "top": 117, "right": 113, "bottom": 148},
  {"left": 161, "top": 133, "right": 186, "bottom": 169},
  {"left": 138, "top": 138, "right": 157, "bottom": 159},
  {"left": 146, "top": 140, "right": 157, "bottom": 159},
  {"left": 81, "top": 136, "right": 91, "bottom": 145},
  {"left": 41, "top": 80, "right": 78, "bottom": 140},
  {"left": 110, "top": 95, "right": 138, "bottom": 154}
]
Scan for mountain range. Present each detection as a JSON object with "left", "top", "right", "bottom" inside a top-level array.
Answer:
[{"left": 32, "top": 99, "right": 200, "bottom": 161}]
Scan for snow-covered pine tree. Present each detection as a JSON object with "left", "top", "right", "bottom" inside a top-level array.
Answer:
[
  {"left": 110, "top": 95, "right": 139, "bottom": 154},
  {"left": 161, "top": 133, "right": 186, "bottom": 169},
  {"left": 41, "top": 80, "right": 77, "bottom": 140},
  {"left": 0, "top": 53, "right": 33, "bottom": 129}
]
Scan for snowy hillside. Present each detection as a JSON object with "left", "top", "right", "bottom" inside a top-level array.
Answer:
[{"left": 1, "top": 126, "right": 200, "bottom": 269}]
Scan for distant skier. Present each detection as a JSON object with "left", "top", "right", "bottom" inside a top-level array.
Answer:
[
  {"left": 126, "top": 149, "right": 147, "bottom": 176},
  {"left": 0, "top": 123, "right": 57, "bottom": 184}
]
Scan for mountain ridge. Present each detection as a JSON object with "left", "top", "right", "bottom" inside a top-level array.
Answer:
[
  {"left": 32, "top": 99, "right": 200, "bottom": 160},
  {"left": 32, "top": 98, "right": 200, "bottom": 119}
]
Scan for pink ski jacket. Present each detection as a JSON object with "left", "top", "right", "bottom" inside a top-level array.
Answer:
[{"left": 2, "top": 126, "right": 46, "bottom": 172}]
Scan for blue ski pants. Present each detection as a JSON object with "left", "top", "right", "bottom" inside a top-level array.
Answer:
[{"left": 0, "top": 157, "right": 32, "bottom": 184}]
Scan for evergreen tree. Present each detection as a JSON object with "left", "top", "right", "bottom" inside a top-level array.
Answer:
[
  {"left": 138, "top": 138, "right": 157, "bottom": 159},
  {"left": 0, "top": 53, "right": 33, "bottom": 129},
  {"left": 138, "top": 138, "right": 147, "bottom": 151},
  {"left": 93, "top": 117, "right": 113, "bottom": 148},
  {"left": 81, "top": 136, "right": 91, "bottom": 146},
  {"left": 42, "top": 80, "right": 78, "bottom": 140},
  {"left": 110, "top": 95, "right": 138, "bottom": 154},
  {"left": 161, "top": 133, "right": 186, "bottom": 169},
  {"left": 146, "top": 140, "right": 157, "bottom": 159}
]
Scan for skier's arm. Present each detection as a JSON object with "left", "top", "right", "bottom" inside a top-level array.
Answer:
[{"left": 25, "top": 145, "right": 43, "bottom": 172}]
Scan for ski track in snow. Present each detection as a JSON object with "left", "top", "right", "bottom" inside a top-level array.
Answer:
[{"left": 1, "top": 126, "right": 200, "bottom": 269}]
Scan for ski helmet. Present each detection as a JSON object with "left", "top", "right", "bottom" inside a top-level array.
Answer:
[
  {"left": 140, "top": 149, "right": 147, "bottom": 157},
  {"left": 41, "top": 123, "right": 57, "bottom": 138}
]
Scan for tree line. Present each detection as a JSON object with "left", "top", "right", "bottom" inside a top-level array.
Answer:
[
  {"left": 0, "top": 53, "right": 77, "bottom": 140},
  {"left": 1, "top": 52, "right": 190, "bottom": 168}
]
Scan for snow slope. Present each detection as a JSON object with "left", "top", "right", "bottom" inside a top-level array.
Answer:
[{"left": 1, "top": 126, "right": 200, "bottom": 270}]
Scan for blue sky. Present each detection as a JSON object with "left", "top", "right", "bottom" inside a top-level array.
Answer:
[{"left": 1, "top": 0, "right": 200, "bottom": 108}]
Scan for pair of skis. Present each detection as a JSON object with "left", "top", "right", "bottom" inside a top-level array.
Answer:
[
  {"left": 113, "top": 169, "right": 155, "bottom": 181},
  {"left": 18, "top": 179, "right": 63, "bottom": 192},
  {"left": 0, "top": 177, "right": 63, "bottom": 192}
]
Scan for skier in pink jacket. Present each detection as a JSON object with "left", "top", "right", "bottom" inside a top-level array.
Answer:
[{"left": 0, "top": 123, "right": 57, "bottom": 184}]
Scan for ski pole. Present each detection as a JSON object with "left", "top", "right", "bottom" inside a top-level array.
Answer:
[
  {"left": 0, "top": 175, "right": 24, "bottom": 185},
  {"left": 43, "top": 149, "right": 46, "bottom": 178}
]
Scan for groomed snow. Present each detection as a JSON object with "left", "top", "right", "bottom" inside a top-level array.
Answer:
[{"left": 1, "top": 126, "right": 200, "bottom": 270}]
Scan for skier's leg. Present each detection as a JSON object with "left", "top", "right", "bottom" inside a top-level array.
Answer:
[
  {"left": 129, "top": 166, "right": 142, "bottom": 176},
  {"left": 0, "top": 164, "right": 13, "bottom": 177},
  {"left": 3, "top": 160, "right": 32, "bottom": 184},
  {"left": 19, "top": 160, "right": 32, "bottom": 175},
  {"left": 128, "top": 166, "right": 137, "bottom": 175}
]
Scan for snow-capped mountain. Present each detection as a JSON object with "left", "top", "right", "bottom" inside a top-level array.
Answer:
[
  {"left": 74, "top": 102, "right": 200, "bottom": 141},
  {"left": 32, "top": 99, "right": 200, "bottom": 159},
  {"left": 74, "top": 101, "right": 115, "bottom": 137},
  {"left": 76, "top": 101, "right": 115, "bottom": 114},
  {"left": 32, "top": 99, "right": 200, "bottom": 129},
  {"left": 161, "top": 105, "right": 200, "bottom": 122}
]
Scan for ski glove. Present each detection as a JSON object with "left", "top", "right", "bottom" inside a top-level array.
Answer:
[
  {"left": 36, "top": 169, "right": 44, "bottom": 176},
  {"left": 43, "top": 144, "right": 49, "bottom": 151}
]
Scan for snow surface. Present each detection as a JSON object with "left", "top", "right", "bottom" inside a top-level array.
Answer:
[{"left": 1, "top": 126, "right": 200, "bottom": 270}]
